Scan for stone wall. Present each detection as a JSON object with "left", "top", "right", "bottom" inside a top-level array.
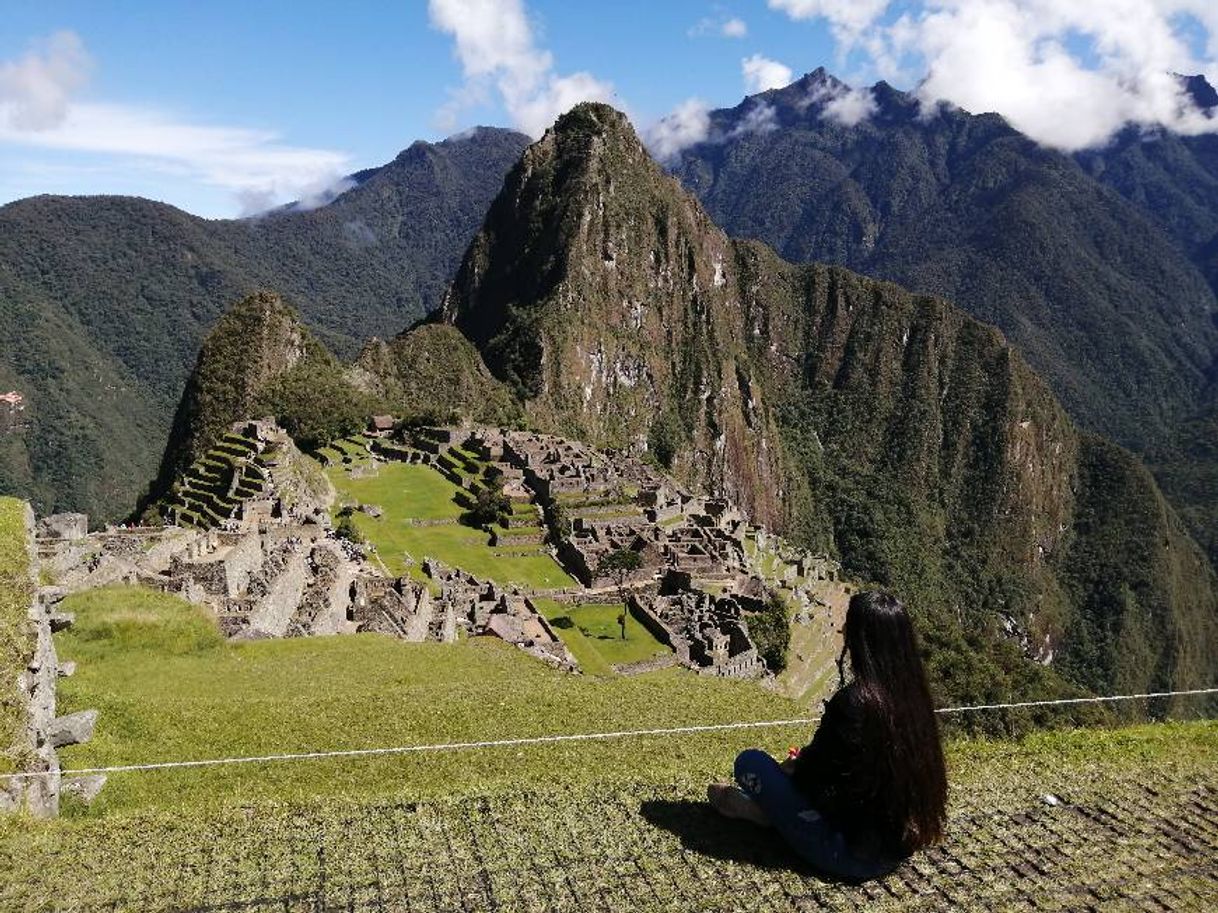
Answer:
[{"left": 2, "top": 504, "right": 99, "bottom": 817}]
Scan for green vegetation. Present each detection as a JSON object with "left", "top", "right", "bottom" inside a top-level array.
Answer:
[
  {"left": 747, "top": 593, "right": 791, "bottom": 674},
  {"left": 674, "top": 72, "right": 1218, "bottom": 481},
  {"left": 461, "top": 485, "right": 512, "bottom": 528},
  {"left": 326, "top": 460, "right": 574, "bottom": 589},
  {"left": 3, "top": 585, "right": 1214, "bottom": 910},
  {"left": 352, "top": 323, "right": 520, "bottom": 427},
  {"left": 535, "top": 599, "right": 670, "bottom": 673},
  {"left": 596, "top": 547, "right": 644, "bottom": 613},
  {"left": 0, "top": 128, "right": 531, "bottom": 524},
  {"left": 0, "top": 497, "right": 32, "bottom": 775},
  {"left": 328, "top": 461, "right": 462, "bottom": 522},
  {"left": 51, "top": 586, "right": 790, "bottom": 813}
]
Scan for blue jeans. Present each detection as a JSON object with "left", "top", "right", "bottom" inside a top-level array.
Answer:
[{"left": 734, "top": 748, "right": 902, "bottom": 881}]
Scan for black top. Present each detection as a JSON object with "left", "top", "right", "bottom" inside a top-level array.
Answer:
[{"left": 791, "top": 684, "right": 904, "bottom": 858}]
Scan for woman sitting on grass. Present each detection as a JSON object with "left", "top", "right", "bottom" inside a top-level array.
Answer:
[{"left": 709, "top": 591, "right": 947, "bottom": 880}]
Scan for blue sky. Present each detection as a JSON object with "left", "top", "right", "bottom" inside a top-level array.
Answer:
[
  {"left": 0, "top": 1, "right": 1215, "bottom": 218},
  {"left": 0, "top": 1, "right": 844, "bottom": 217}
]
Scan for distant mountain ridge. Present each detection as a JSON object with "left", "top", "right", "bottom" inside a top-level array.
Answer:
[
  {"left": 0, "top": 127, "right": 530, "bottom": 522},
  {"left": 669, "top": 68, "right": 1218, "bottom": 565}
]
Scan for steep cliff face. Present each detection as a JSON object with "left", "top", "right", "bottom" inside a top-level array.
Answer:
[
  {"left": 441, "top": 104, "right": 1218, "bottom": 705},
  {"left": 441, "top": 105, "right": 787, "bottom": 526}
]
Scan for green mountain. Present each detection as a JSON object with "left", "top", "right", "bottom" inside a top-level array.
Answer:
[
  {"left": 0, "top": 127, "right": 529, "bottom": 523},
  {"left": 441, "top": 102, "right": 1218, "bottom": 709},
  {"left": 348, "top": 324, "right": 519, "bottom": 427},
  {"left": 668, "top": 71, "right": 1218, "bottom": 564},
  {"left": 143, "top": 290, "right": 369, "bottom": 514}
]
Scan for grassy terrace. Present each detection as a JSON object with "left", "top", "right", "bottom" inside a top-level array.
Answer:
[
  {"left": 0, "top": 497, "right": 32, "bottom": 775},
  {"left": 48, "top": 587, "right": 772, "bottom": 813},
  {"left": 535, "top": 599, "right": 671, "bottom": 676},
  {"left": 0, "top": 585, "right": 1214, "bottom": 910},
  {"left": 324, "top": 456, "right": 575, "bottom": 589}
]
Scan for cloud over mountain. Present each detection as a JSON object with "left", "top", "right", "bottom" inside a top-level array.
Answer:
[
  {"left": 0, "top": 31, "right": 351, "bottom": 213},
  {"left": 742, "top": 54, "right": 794, "bottom": 93},
  {"left": 771, "top": 0, "right": 1218, "bottom": 150},
  {"left": 429, "top": 0, "right": 618, "bottom": 138}
]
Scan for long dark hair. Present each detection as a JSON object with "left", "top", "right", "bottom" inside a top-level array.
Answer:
[{"left": 844, "top": 591, "right": 947, "bottom": 852}]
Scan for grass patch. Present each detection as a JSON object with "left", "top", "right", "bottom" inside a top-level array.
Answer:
[
  {"left": 2, "top": 721, "right": 1215, "bottom": 912},
  {"left": 329, "top": 461, "right": 463, "bottom": 522},
  {"left": 328, "top": 461, "right": 575, "bottom": 588},
  {"left": 0, "top": 497, "right": 32, "bottom": 775},
  {"left": 535, "top": 599, "right": 670, "bottom": 673},
  {"left": 52, "top": 586, "right": 788, "bottom": 814}
]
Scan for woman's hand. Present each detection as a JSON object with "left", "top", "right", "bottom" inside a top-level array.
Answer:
[{"left": 779, "top": 757, "right": 798, "bottom": 776}]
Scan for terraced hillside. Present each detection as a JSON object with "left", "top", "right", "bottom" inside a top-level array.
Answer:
[{"left": 165, "top": 429, "right": 268, "bottom": 530}]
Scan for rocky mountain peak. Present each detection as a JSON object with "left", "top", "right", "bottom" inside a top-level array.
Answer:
[{"left": 1180, "top": 73, "right": 1218, "bottom": 113}]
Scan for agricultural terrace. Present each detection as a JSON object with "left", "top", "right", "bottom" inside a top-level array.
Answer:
[{"left": 317, "top": 439, "right": 575, "bottom": 590}]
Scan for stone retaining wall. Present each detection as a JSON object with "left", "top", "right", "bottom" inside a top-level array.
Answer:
[{"left": 2, "top": 503, "right": 100, "bottom": 817}]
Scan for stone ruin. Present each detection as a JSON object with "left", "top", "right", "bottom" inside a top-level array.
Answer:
[
  {"left": 3, "top": 503, "right": 101, "bottom": 818},
  {"left": 628, "top": 571, "right": 769, "bottom": 679},
  {"left": 33, "top": 418, "right": 844, "bottom": 682},
  {"left": 423, "top": 559, "right": 577, "bottom": 671}
]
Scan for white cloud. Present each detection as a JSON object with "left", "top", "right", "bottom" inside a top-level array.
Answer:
[
  {"left": 0, "top": 31, "right": 91, "bottom": 131},
  {"left": 742, "top": 54, "right": 794, "bottom": 94},
  {"left": 767, "top": 0, "right": 891, "bottom": 43},
  {"left": 822, "top": 86, "right": 878, "bottom": 125},
  {"left": 0, "top": 32, "right": 352, "bottom": 215},
  {"left": 643, "top": 98, "right": 711, "bottom": 161},
  {"left": 0, "top": 101, "right": 352, "bottom": 210},
  {"left": 768, "top": 0, "right": 1218, "bottom": 150},
  {"left": 690, "top": 15, "right": 748, "bottom": 38},
  {"left": 429, "top": 0, "right": 617, "bottom": 137},
  {"left": 722, "top": 18, "right": 749, "bottom": 38},
  {"left": 729, "top": 100, "right": 780, "bottom": 136}
]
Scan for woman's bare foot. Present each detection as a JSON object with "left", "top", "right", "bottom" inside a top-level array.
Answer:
[{"left": 707, "top": 782, "right": 771, "bottom": 827}]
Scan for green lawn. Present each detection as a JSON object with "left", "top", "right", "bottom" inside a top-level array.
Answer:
[
  {"left": 51, "top": 586, "right": 793, "bottom": 814},
  {"left": 329, "top": 461, "right": 463, "bottom": 521},
  {"left": 0, "top": 497, "right": 32, "bottom": 775},
  {"left": 326, "top": 460, "right": 576, "bottom": 589},
  {"left": 534, "top": 599, "right": 671, "bottom": 674}
]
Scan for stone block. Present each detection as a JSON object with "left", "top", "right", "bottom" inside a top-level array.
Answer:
[
  {"left": 62, "top": 774, "right": 107, "bottom": 804},
  {"left": 47, "top": 709, "right": 98, "bottom": 748},
  {"left": 37, "top": 513, "right": 89, "bottom": 541}
]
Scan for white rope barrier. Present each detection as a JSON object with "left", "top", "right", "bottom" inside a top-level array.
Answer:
[{"left": 3, "top": 687, "right": 1215, "bottom": 782}]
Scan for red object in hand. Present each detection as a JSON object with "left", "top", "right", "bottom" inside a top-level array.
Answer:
[{"left": 787, "top": 746, "right": 801, "bottom": 760}]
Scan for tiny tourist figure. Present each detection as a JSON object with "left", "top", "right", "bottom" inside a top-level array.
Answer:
[{"left": 708, "top": 591, "right": 948, "bottom": 880}]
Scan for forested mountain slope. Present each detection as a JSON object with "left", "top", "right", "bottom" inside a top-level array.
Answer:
[
  {"left": 669, "top": 70, "right": 1218, "bottom": 568},
  {"left": 0, "top": 127, "right": 529, "bottom": 522},
  {"left": 441, "top": 103, "right": 1218, "bottom": 707}
]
